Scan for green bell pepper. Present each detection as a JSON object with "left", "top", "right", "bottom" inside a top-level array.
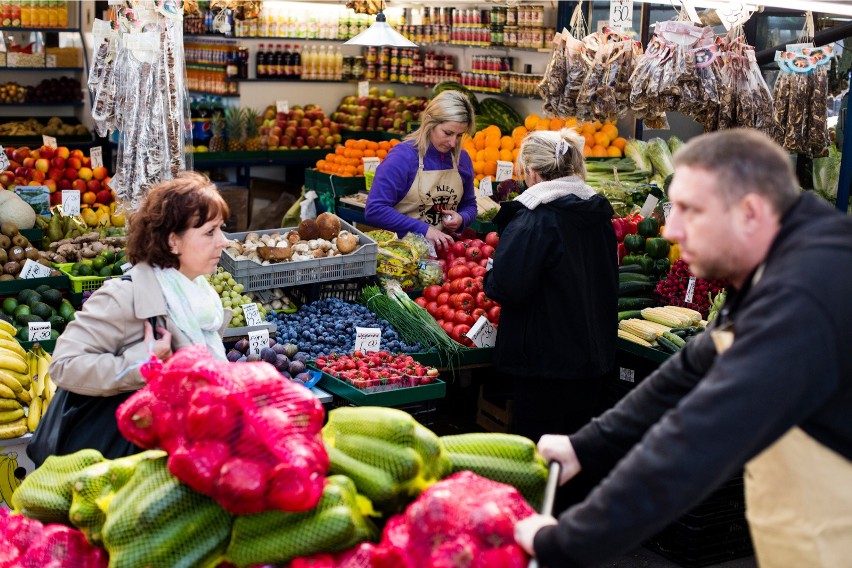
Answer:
[
  {"left": 637, "top": 217, "right": 660, "bottom": 237},
  {"left": 653, "top": 257, "right": 671, "bottom": 277},
  {"left": 623, "top": 233, "right": 645, "bottom": 253},
  {"left": 622, "top": 254, "right": 654, "bottom": 274},
  {"left": 645, "top": 237, "right": 671, "bottom": 259}
]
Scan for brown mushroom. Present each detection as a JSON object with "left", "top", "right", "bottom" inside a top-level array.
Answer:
[
  {"left": 298, "top": 219, "right": 320, "bottom": 241},
  {"left": 316, "top": 212, "right": 342, "bottom": 240}
]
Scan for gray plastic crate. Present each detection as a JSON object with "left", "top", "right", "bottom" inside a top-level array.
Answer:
[{"left": 219, "top": 220, "right": 377, "bottom": 291}]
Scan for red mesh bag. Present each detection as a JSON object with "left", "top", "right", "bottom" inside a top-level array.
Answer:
[
  {"left": 0, "top": 510, "right": 107, "bottom": 568},
  {"left": 372, "top": 471, "right": 535, "bottom": 568},
  {"left": 285, "top": 542, "right": 377, "bottom": 568},
  {"left": 117, "top": 345, "right": 328, "bottom": 515}
]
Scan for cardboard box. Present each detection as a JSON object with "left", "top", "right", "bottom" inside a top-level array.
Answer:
[{"left": 0, "top": 434, "right": 35, "bottom": 510}]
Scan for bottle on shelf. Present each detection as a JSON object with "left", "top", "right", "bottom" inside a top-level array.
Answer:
[
  {"left": 302, "top": 45, "right": 314, "bottom": 80},
  {"left": 316, "top": 45, "right": 327, "bottom": 80},
  {"left": 283, "top": 44, "right": 293, "bottom": 78},
  {"left": 238, "top": 46, "right": 249, "bottom": 79},
  {"left": 334, "top": 46, "right": 343, "bottom": 80},
  {"left": 273, "top": 43, "right": 284, "bottom": 77},
  {"left": 292, "top": 44, "right": 302, "bottom": 80},
  {"left": 256, "top": 43, "right": 267, "bottom": 78}
]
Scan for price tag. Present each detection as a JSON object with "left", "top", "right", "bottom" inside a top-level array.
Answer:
[
  {"left": 121, "top": 262, "right": 132, "bottom": 274},
  {"left": 685, "top": 276, "right": 696, "bottom": 303},
  {"left": 640, "top": 194, "right": 659, "bottom": 219},
  {"left": 62, "top": 190, "right": 80, "bottom": 216},
  {"left": 28, "top": 322, "right": 51, "bottom": 342},
  {"left": 717, "top": 1, "right": 752, "bottom": 30},
  {"left": 358, "top": 80, "right": 370, "bottom": 98},
  {"left": 0, "top": 146, "right": 8, "bottom": 171},
  {"left": 248, "top": 329, "right": 270, "bottom": 357},
  {"left": 662, "top": 202, "right": 673, "bottom": 222},
  {"left": 362, "top": 156, "right": 380, "bottom": 173},
  {"left": 90, "top": 146, "right": 104, "bottom": 169},
  {"left": 479, "top": 176, "right": 493, "bottom": 197},
  {"left": 609, "top": 0, "right": 633, "bottom": 32},
  {"left": 46, "top": 54, "right": 57, "bottom": 68},
  {"left": 242, "top": 302, "right": 263, "bottom": 326},
  {"left": 354, "top": 326, "right": 381, "bottom": 353},
  {"left": 467, "top": 316, "right": 497, "bottom": 348},
  {"left": 619, "top": 367, "right": 635, "bottom": 383},
  {"left": 42, "top": 135, "right": 57, "bottom": 149},
  {"left": 19, "top": 259, "right": 52, "bottom": 279},
  {"left": 276, "top": 100, "right": 289, "bottom": 114},
  {"left": 495, "top": 161, "right": 513, "bottom": 182}
]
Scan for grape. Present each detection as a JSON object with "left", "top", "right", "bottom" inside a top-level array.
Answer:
[{"left": 233, "top": 283, "right": 244, "bottom": 293}]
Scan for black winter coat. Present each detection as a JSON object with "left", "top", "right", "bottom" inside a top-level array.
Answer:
[{"left": 483, "top": 191, "right": 618, "bottom": 380}]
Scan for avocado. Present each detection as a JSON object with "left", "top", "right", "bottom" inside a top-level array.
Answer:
[
  {"left": 16, "top": 289, "right": 38, "bottom": 306},
  {"left": 112, "top": 263, "right": 124, "bottom": 276},
  {"left": 40, "top": 289, "right": 63, "bottom": 308},
  {"left": 77, "top": 264, "right": 94, "bottom": 277},
  {"left": 35, "top": 284, "right": 51, "bottom": 294},
  {"left": 30, "top": 302, "right": 53, "bottom": 320},
  {"left": 71, "top": 262, "right": 86, "bottom": 273},
  {"left": 1, "top": 298, "right": 17, "bottom": 316},
  {"left": 50, "top": 329, "right": 60, "bottom": 340},
  {"left": 16, "top": 313, "right": 43, "bottom": 326},
  {"left": 16, "top": 326, "right": 28, "bottom": 342},
  {"left": 13, "top": 304, "right": 30, "bottom": 318},
  {"left": 58, "top": 300, "right": 76, "bottom": 321},
  {"left": 48, "top": 315, "right": 65, "bottom": 333}
]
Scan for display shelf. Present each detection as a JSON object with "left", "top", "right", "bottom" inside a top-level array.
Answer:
[
  {"left": 0, "top": 101, "right": 84, "bottom": 107},
  {"left": 0, "top": 66, "right": 83, "bottom": 71},
  {"left": 185, "top": 33, "right": 348, "bottom": 42},
  {"left": 0, "top": 274, "right": 69, "bottom": 295},
  {"left": 0, "top": 27, "right": 80, "bottom": 33},
  {"left": 616, "top": 336, "right": 672, "bottom": 365},
  {"left": 187, "top": 89, "right": 239, "bottom": 97},
  {"left": 430, "top": 42, "right": 550, "bottom": 53}
]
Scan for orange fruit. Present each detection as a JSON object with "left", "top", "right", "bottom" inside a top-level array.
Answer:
[
  {"left": 582, "top": 145, "right": 593, "bottom": 158},
  {"left": 512, "top": 148, "right": 520, "bottom": 160},
  {"left": 564, "top": 117, "right": 578, "bottom": 128},
  {"left": 580, "top": 122, "right": 596, "bottom": 135},
  {"left": 593, "top": 132, "right": 611, "bottom": 148},
  {"left": 473, "top": 161, "right": 484, "bottom": 175},
  {"left": 483, "top": 160, "right": 498, "bottom": 177},
  {"left": 484, "top": 147, "right": 500, "bottom": 162},
  {"left": 335, "top": 146, "right": 346, "bottom": 156},
  {"left": 344, "top": 139, "right": 356, "bottom": 148},
  {"left": 377, "top": 149, "right": 388, "bottom": 159},
  {"left": 366, "top": 140, "right": 379, "bottom": 151},
  {"left": 484, "top": 134, "right": 501, "bottom": 148},
  {"left": 512, "top": 125, "right": 528, "bottom": 139},
  {"left": 606, "top": 146, "right": 622, "bottom": 158},
  {"left": 524, "top": 114, "right": 540, "bottom": 130},
  {"left": 390, "top": 139, "right": 400, "bottom": 147},
  {"left": 601, "top": 124, "right": 619, "bottom": 141},
  {"left": 549, "top": 117, "right": 565, "bottom": 130},
  {"left": 591, "top": 145, "right": 608, "bottom": 158},
  {"left": 582, "top": 133, "right": 596, "bottom": 150},
  {"left": 611, "top": 137, "right": 628, "bottom": 151},
  {"left": 534, "top": 119, "right": 550, "bottom": 131},
  {"left": 476, "top": 149, "right": 486, "bottom": 162},
  {"left": 499, "top": 149, "right": 513, "bottom": 162}
]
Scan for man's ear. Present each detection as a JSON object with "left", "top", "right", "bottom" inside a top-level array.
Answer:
[{"left": 737, "top": 193, "right": 772, "bottom": 234}]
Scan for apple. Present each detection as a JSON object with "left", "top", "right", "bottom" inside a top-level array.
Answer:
[
  {"left": 14, "top": 166, "right": 28, "bottom": 178},
  {"left": 66, "top": 157, "right": 82, "bottom": 170},
  {"left": 55, "top": 147, "right": 70, "bottom": 160},
  {"left": 0, "top": 171, "right": 13, "bottom": 187},
  {"left": 294, "top": 136, "right": 305, "bottom": 147},
  {"left": 12, "top": 147, "right": 30, "bottom": 163},
  {"left": 270, "top": 126, "right": 282, "bottom": 138},
  {"left": 58, "top": 178, "right": 72, "bottom": 190},
  {"left": 82, "top": 157, "right": 91, "bottom": 168},
  {"left": 296, "top": 127, "right": 309, "bottom": 139},
  {"left": 325, "top": 136, "right": 334, "bottom": 146},
  {"left": 284, "top": 126, "right": 297, "bottom": 138},
  {"left": 51, "top": 156, "right": 66, "bottom": 169},
  {"left": 22, "top": 157, "right": 35, "bottom": 169},
  {"left": 44, "top": 179, "right": 57, "bottom": 192},
  {"left": 86, "top": 179, "right": 101, "bottom": 193},
  {"left": 82, "top": 191, "right": 97, "bottom": 205},
  {"left": 48, "top": 167, "right": 64, "bottom": 182},
  {"left": 96, "top": 189, "right": 112, "bottom": 204},
  {"left": 92, "top": 166, "right": 108, "bottom": 180},
  {"left": 280, "top": 135, "right": 292, "bottom": 148},
  {"left": 78, "top": 166, "right": 93, "bottom": 181},
  {"left": 49, "top": 191, "right": 63, "bottom": 206},
  {"left": 30, "top": 170, "right": 46, "bottom": 183},
  {"left": 38, "top": 145, "right": 55, "bottom": 160},
  {"left": 306, "top": 135, "right": 317, "bottom": 147},
  {"left": 72, "top": 179, "right": 87, "bottom": 193},
  {"left": 69, "top": 149, "right": 84, "bottom": 160},
  {"left": 267, "top": 135, "right": 280, "bottom": 148},
  {"left": 34, "top": 158, "right": 50, "bottom": 173},
  {"left": 64, "top": 167, "right": 79, "bottom": 181}
]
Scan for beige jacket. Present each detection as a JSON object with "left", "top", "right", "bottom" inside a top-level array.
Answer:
[{"left": 50, "top": 262, "right": 228, "bottom": 397}]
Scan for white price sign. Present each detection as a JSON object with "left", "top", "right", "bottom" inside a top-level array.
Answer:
[
  {"left": 62, "top": 190, "right": 80, "bottom": 216},
  {"left": 354, "top": 326, "right": 382, "bottom": 353},
  {"left": 358, "top": 80, "right": 370, "bottom": 98},
  {"left": 478, "top": 176, "right": 493, "bottom": 197},
  {"left": 19, "top": 259, "right": 53, "bottom": 279},
  {"left": 662, "top": 202, "right": 673, "bottom": 222},
  {"left": 495, "top": 160, "right": 513, "bottom": 182},
  {"left": 717, "top": 1, "right": 752, "bottom": 30},
  {"left": 276, "top": 100, "right": 289, "bottom": 114},
  {"left": 120, "top": 262, "right": 132, "bottom": 274},
  {"left": 0, "top": 146, "right": 8, "bottom": 171},
  {"left": 609, "top": 0, "right": 633, "bottom": 31},
  {"left": 242, "top": 302, "right": 263, "bottom": 326},
  {"left": 90, "top": 146, "right": 104, "bottom": 169},
  {"left": 42, "top": 135, "right": 57, "bottom": 149},
  {"left": 362, "top": 156, "right": 380, "bottom": 173},
  {"left": 248, "top": 329, "right": 270, "bottom": 357},
  {"left": 685, "top": 276, "right": 696, "bottom": 303},
  {"left": 46, "top": 54, "right": 57, "bottom": 68},
  {"left": 467, "top": 316, "right": 497, "bottom": 348},
  {"left": 619, "top": 367, "right": 635, "bottom": 383},
  {"left": 640, "top": 194, "right": 659, "bottom": 219},
  {"left": 28, "top": 322, "right": 51, "bottom": 342}
]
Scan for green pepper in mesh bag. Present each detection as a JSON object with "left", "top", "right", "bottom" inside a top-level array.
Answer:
[
  {"left": 440, "top": 433, "right": 549, "bottom": 509},
  {"left": 225, "top": 475, "right": 377, "bottom": 568},
  {"left": 323, "top": 406, "right": 451, "bottom": 516},
  {"left": 12, "top": 449, "right": 106, "bottom": 524},
  {"left": 68, "top": 450, "right": 166, "bottom": 546},
  {"left": 400, "top": 232, "right": 430, "bottom": 260},
  {"left": 101, "top": 454, "right": 233, "bottom": 568}
]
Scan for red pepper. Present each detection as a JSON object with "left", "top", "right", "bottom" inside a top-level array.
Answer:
[
  {"left": 168, "top": 440, "right": 230, "bottom": 495},
  {"left": 611, "top": 218, "right": 627, "bottom": 242},
  {"left": 617, "top": 241, "right": 627, "bottom": 264},
  {"left": 214, "top": 456, "right": 268, "bottom": 515},
  {"left": 185, "top": 386, "right": 240, "bottom": 442}
]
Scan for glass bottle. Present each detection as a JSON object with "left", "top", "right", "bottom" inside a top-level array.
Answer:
[
  {"left": 256, "top": 43, "right": 266, "bottom": 78},
  {"left": 292, "top": 44, "right": 302, "bottom": 80}
]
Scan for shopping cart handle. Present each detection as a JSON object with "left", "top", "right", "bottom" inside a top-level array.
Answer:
[{"left": 528, "top": 461, "right": 561, "bottom": 568}]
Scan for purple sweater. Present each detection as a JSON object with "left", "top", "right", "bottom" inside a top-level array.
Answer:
[{"left": 364, "top": 141, "right": 477, "bottom": 236}]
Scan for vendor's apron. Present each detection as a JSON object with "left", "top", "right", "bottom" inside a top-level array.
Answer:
[
  {"left": 745, "top": 426, "right": 852, "bottom": 567},
  {"left": 394, "top": 153, "right": 464, "bottom": 232}
]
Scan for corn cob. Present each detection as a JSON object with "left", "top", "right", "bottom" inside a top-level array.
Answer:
[
  {"left": 662, "top": 306, "right": 702, "bottom": 325},
  {"left": 618, "top": 319, "right": 658, "bottom": 342},
  {"left": 641, "top": 320, "right": 672, "bottom": 336},
  {"left": 641, "top": 307, "right": 691, "bottom": 328},
  {"left": 618, "top": 329, "right": 654, "bottom": 346}
]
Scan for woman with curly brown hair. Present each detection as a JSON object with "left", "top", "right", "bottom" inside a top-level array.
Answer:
[{"left": 30, "top": 172, "right": 230, "bottom": 463}]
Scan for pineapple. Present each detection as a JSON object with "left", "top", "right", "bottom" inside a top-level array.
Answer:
[
  {"left": 244, "top": 108, "right": 261, "bottom": 151},
  {"left": 209, "top": 111, "right": 225, "bottom": 153},
  {"left": 225, "top": 106, "right": 245, "bottom": 152}
]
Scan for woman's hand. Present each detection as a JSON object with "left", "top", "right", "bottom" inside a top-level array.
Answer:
[
  {"left": 426, "top": 225, "right": 454, "bottom": 253},
  {"left": 439, "top": 209, "right": 463, "bottom": 232},
  {"left": 143, "top": 320, "right": 173, "bottom": 361}
]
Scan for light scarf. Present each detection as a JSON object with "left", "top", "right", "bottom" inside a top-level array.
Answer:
[
  {"left": 515, "top": 176, "right": 596, "bottom": 210},
  {"left": 153, "top": 267, "right": 227, "bottom": 360}
]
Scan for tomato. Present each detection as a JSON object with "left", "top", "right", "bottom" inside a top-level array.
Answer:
[
  {"left": 450, "top": 258, "right": 468, "bottom": 268},
  {"left": 465, "top": 247, "right": 483, "bottom": 261},
  {"left": 436, "top": 292, "right": 450, "bottom": 305},
  {"left": 444, "top": 308, "right": 456, "bottom": 322},
  {"left": 452, "top": 292, "right": 475, "bottom": 311},
  {"left": 441, "top": 281, "right": 451, "bottom": 294},
  {"left": 436, "top": 319, "right": 444, "bottom": 327},
  {"left": 447, "top": 265, "right": 471, "bottom": 280},
  {"left": 488, "top": 305, "right": 502, "bottom": 322},
  {"left": 452, "top": 324, "right": 472, "bottom": 343},
  {"left": 436, "top": 258, "right": 446, "bottom": 270},
  {"left": 457, "top": 277, "right": 474, "bottom": 291},
  {"left": 470, "top": 265, "right": 487, "bottom": 278},
  {"left": 485, "top": 231, "right": 499, "bottom": 248},
  {"left": 442, "top": 321, "right": 455, "bottom": 336},
  {"left": 426, "top": 301, "right": 439, "bottom": 317},
  {"left": 423, "top": 285, "right": 442, "bottom": 302},
  {"left": 479, "top": 258, "right": 489, "bottom": 267},
  {"left": 454, "top": 310, "right": 474, "bottom": 325},
  {"left": 473, "top": 275, "right": 485, "bottom": 288},
  {"left": 414, "top": 296, "right": 428, "bottom": 308},
  {"left": 470, "top": 239, "right": 485, "bottom": 248},
  {"left": 480, "top": 244, "right": 495, "bottom": 258},
  {"left": 471, "top": 307, "right": 487, "bottom": 320},
  {"left": 451, "top": 241, "right": 469, "bottom": 257},
  {"left": 445, "top": 252, "right": 456, "bottom": 263},
  {"left": 435, "top": 304, "right": 449, "bottom": 320},
  {"left": 475, "top": 292, "right": 493, "bottom": 310}
]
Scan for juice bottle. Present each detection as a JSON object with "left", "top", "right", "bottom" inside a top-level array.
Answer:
[
  {"left": 283, "top": 44, "right": 292, "bottom": 78},
  {"left": 334, "top": 46, "right": 343, "bottom": 80},
  {"left": 37, "top": 0, "right": 48, "bottom": 28},
  {"left": 273, "top": 43, "right": 283, "bottom": 76},
  {"left": 316, "top": 45, "right": 326, "bottom": 80},
  {"left": 291, "top": 44, "right": 301, "bottom": 79},
  {"left": 19, "top": 0, "right": 30, "bottom": 27},
  {"left": 56, "top": 0, "right": 66, "bottom": 27},
  {"left": 256, "top": 43, "right": 266, "bottom": 77},
  {"left": 48, "top": 0, "right": 58, "bottom": 28}
]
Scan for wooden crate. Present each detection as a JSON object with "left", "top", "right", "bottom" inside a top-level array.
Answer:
[{"left": 476, "top": 384, "right": 513, "bottom": 433}]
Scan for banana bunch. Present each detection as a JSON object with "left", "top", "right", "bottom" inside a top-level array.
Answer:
[
  {"left": 0, "top": 319, "right": 55, "bottom": 439},
  {"left": 0, "top": 451, "right": 22, "bottom": 508}
]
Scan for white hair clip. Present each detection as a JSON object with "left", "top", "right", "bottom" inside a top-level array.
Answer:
[{"left": 555, "top": 138, "right": 571, "bottom": 159}]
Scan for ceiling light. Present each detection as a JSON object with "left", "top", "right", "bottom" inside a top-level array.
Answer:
[{"left": 344, "top": 5, "right": 417, "bottom": 48}]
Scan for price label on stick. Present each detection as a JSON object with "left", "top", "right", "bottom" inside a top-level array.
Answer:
[
  {"left": 28, "top": 322, "right": 51, "bottom": 342},
  {"left": 276, "top": 100, "right": 289, "bottom": 114},
  {"left": 467, "top": 316, "right": 497, "bottom": 348},
  {"left": 609, "top": 0, "right": 633, "bottom": 32},
  {"left": 358, "top": 80, "right": 370, "bottom": 98},
  {"left": 479, "top": 176, "right": 493, "bottom": 197},
  {"left": 19, "top": 259, "right": 52, "bottom": 279},
  {"left": 495, "top": 160, "right": 513, "bottom": 182},
  {"left": 62, "top": 190, "right": 80, "bottom": 216},
  {"left": 42, "top": 135, "right": 57, "bottom": 149},
  {"left": 362, "top": 156, "right": 380, "bottom": 173},
  {"left": 90, "top": 146, "right": 104, "bottom": 169},
  {"left": 354, "top": 327, "right": 382, "bottom": 353},
  {"left": 120, "top": 262, "right": 132, "bottom": 274},
  {"left": 640, "top": 193, "right": 659, "bottom": 219},
  {"left": 242, "top": 302, "right": 263, "bottom": 326},
  {"left": 248, "top": 329, "right": 269, "bottom": 357},
  {"left": 0, "top": 146, "right": 8, "bottom": 171},
  {"left": 662, "top": 202, "right": 673, "bottom": 222},
  {"left": 685, "top": 276, "right": 696, "bottom": 304},
  {"left": 46, "top": 54, "right": 56, "bottom": 68}
]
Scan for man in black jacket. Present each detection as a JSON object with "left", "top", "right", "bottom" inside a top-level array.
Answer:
[{"left": 515, "top": 128, "right": 852, "bottom": 567}]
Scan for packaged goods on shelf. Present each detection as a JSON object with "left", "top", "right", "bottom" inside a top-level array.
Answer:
[{"left": 45, "top": 47, "right": 82, "bottom": 68}]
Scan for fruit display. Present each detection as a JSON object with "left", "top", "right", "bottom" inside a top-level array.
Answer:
[
  {"left": 0, "top": 321, "right": 54, "bottom": 440},
  {"left": 24, "top": 77, "right": 84, "bottom": 104},
  {"left": 654, "top": 259, "right": 728, "bottom": 319},
  {"left": 314, "top": 138, "right": 398, "bottom": 177},
  {"left": 619, "top": 214, "right": 675, "bottom": 279},
  {"left": 244, "top": 287, "right": 295, "bottom": 313},
  {"left": 461, "top": 124, "right": 520, "bottom": 184},
  {"left": 314, "top": 350, "right": 440, "bottom": 391},
  {"left": 206, "top": 269, "right": 268, "bottom": 328},
  {"left": 225, "top": 337, "right": 312, "bottom": 382},
  {"left": 0, "top": 83, "right": 26, "bottom": 104},
  {"left": 0, "top": 222, "right": 58, "bottom": 280},
  {"left": 331, "top": 89, "right": 427, "bottom": 134},
  {"left": 260, "top": 104, "right": 340, "bottom": 150},
  {"left": 2, "top": 285, "right": 76, "bottom": 340}
]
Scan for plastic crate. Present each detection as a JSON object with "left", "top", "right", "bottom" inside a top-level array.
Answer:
[
  {"left": 316, "top": 368, "right": 446, "bottom": 407},
  {"left": 287, "top": 276, "right": 377, "bottom": 307},
  {"left": 55, "top": 263, "right": 107, "bottom": 293},
  {"left": 218, "top": 221, "right": 378, "bottom": 292},
  {"left": 304, "top": 168, "right": 366, "bottom": 199}
]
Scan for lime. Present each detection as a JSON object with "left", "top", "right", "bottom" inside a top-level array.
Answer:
[
  {"left": 71, "top": 262, "right": 85, "bottom": 273},
  {"left": 77, "top": 264, "right": 94, "bottom": 276},
  {"left": 13, "top": 304, "right": 30, "bottom": 318},
  {"left": 102, "top": 251, "right": 116, "bottom": 264},
  {"left": 99, "top": 265, "right": 113, "bottom": 277},
  {"left": 91, "top": 257, "right": 106, "bottom": 271},
  {"left": 112, "top": 263, "right": 124, "bottom": 276},
  {"left": 1, "top": 298, "right": 17, "bottom": 316}
]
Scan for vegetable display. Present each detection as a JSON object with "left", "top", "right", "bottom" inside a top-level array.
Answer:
[
  {"left": 315, "top": 350, "right": 440, "bottom": 391},
  {"left": 0, "top": 509, "right": 108, "bottom": 568},
  {"left": 654, "top": 259, "right": 728, "bottom": 319}
]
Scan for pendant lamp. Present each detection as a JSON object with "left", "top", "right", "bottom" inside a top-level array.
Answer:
[{"left": 344, "top": 2, "right": 417, "bottom": 48}]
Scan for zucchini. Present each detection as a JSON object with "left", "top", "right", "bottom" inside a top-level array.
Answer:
[
  {"left": 618, "top": 281, "right": 654, "bottom": 297},
  {"left": 662, "top": 331, "right": 686, "bottom": 348},
  {"left": 617, "top": 310, "right": 643, "bottom": 322},
  {"left": 619, "top": 264, "right": 644, "bottom": 274},
  {"left": 656, "top": 335, "right": 681, "bottom": 354},
  {"left": 617, "top": 296, "right": 656, "bottom": 310},
  {"left": 619, "top": 272, "right": 651, "bottom": 284},
  {"left": 669, "top": 329, "right": 688, "bottom": 339}
]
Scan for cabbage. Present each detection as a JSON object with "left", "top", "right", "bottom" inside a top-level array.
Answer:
[
  {"left": 812, "top": 145, "right": 842, "bottom": 196},
  {"left": 667, "top": 135, "right": 684, "bottom": 155},
  {"left": 647, "top": 138, "right": 675, "bottom": 179},
  {"left": 624, "top": 139, "right": 652, "bottom": 172}
]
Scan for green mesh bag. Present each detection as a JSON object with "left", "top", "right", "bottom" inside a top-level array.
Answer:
[
  {"left": 322, "top": 406, "right": 450, "bottom": 515},
  {"left": 101, "top": 454, "right": 233, "bottom": 568},
  {"left": 11, "top": 448, "right": 105, "bottom": 524},
  {"left": 440, "top": 433, "right": 548, "bottom": 509},
  {"left": 68, "top": 450, "right": 166, "bottom": 546},
  {"left": 225, "top": 474, "right": 377, "bottom": 568}
]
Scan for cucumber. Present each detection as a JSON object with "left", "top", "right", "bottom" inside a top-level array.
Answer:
[
  {"left": 662, "top": 331, "right": 686, "bottom": 348},
  {"left": 619, "top": 264, "right": 645, "bottom": 274},
  {"left": 656, "top": 335, "right": 681, "bottom": 354},
  {"left": 618, "top": 281, "right": 654, "bottom": 297},
  {"left": 617, "top": 310, "right": 643, "bottom": 321},
  {"left": 618, "top": 272, "right": 651, "bottom": 283},
  {"left": 617, "top": 296, "right": 656, "bottom": 310}
]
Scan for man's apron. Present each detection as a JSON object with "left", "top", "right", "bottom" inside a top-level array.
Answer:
[
  {"left": 745, "top": 427, "right": 852, "bottom": 567},
  {"left": 393, "top": 153, "right": 464, "bottom": 232}
]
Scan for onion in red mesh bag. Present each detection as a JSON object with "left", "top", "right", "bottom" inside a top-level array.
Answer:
[
  {"left": 0, "top": 511, "right": 107, "bottom": 568},
  {"left": 372, "top": 471, "right": 535, "bottom": 568},
  {"left": 117, "top": 344, "right": 329, "bottom": 514},
  {"left": 286, "top": 542, "right": 378, "bottom": 568}
]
